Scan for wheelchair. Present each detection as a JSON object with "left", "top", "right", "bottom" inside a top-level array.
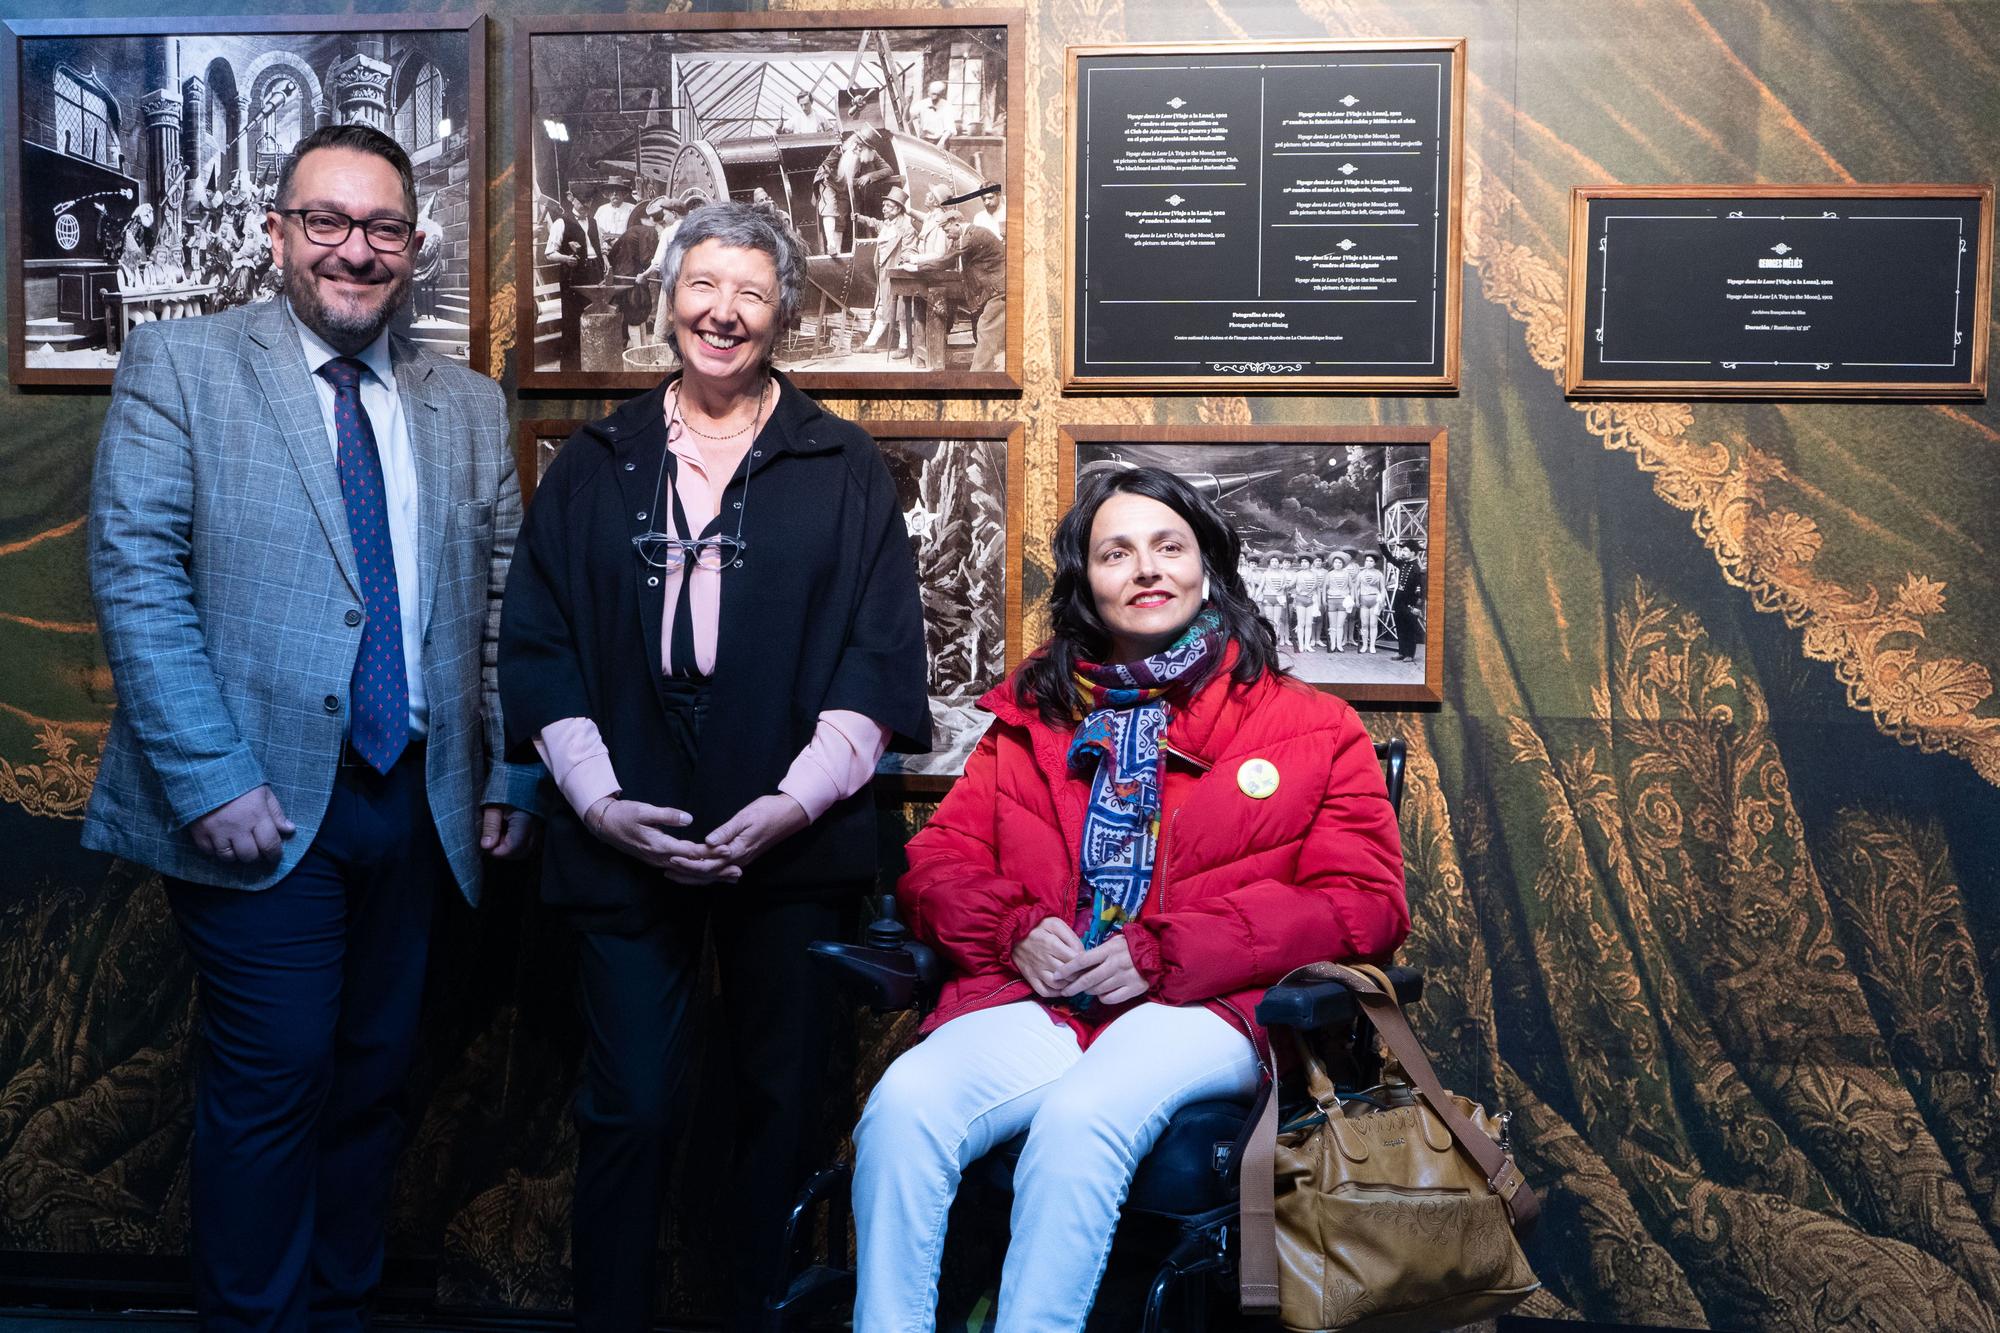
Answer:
[{"left": 769, "top": 741, "right": 1417, "bottom": 1333}]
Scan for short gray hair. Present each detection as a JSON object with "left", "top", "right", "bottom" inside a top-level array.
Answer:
[{"left": 658, "top": 200, "right": 808, "bottom": 357}]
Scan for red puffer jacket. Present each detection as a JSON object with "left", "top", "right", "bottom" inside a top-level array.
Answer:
[{"left": 899, "top": 651, "right": 1409, "bottom": 1051}]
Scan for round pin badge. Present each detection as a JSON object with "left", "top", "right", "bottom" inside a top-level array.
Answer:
[{"left": 1237, "top": 758, "right": 1280, "bottom": 799}]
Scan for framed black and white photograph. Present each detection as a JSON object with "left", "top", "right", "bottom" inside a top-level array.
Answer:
[
  {"left": 869, "top": 421, "right": 1024, "bottom": 783},
  {"left": 1060, "top": 425, "right": 1445, "bottom": 705},
  {"left": 515, "top": 11, "right": 1023, "bottom": 395},
  {"left": 4, "top": 15, "right": 486, "bottom": 388}
]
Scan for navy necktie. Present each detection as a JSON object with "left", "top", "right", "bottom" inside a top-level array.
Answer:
[{"left": 319, "top": 356, "right": 409, "bottom": 773}]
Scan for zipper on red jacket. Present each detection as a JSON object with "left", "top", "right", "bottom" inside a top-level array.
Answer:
[
  {"left": 1214, "top": 994, "right": 1273, "bottom": 1073},
  {"left": 932, "top": 975, "right": 1028, "bottom": 1028},
  {"left": 969, "top": 976, "right": 1026, "bottom": 1010},
  {"left": 1152, "top": 743, "right": 1207, "bottom": 913}
]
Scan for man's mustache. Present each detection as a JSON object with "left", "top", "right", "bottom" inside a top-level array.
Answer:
[{"left": 312, "top": 259, "right": 392, "bottom": 283}]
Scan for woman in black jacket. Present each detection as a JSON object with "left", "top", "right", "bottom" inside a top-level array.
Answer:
[{"left": 500, "top": 200, "right": 930, "bottom": 1332}]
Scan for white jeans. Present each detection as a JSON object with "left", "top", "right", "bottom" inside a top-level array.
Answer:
[{"left": 851, "top": 1000, "right": 1261, "bottom": 1333}]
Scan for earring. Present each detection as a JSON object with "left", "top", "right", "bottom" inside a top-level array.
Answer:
[{"left": 1202, "top": 575, "right": 1212, "bottom": 601}]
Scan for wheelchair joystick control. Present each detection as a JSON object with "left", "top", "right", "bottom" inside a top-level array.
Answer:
[{"left": 865, "top": 892, "right": 910, "bottom": 948}]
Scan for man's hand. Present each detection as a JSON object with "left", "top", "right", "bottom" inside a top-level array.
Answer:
[
  {"left": 1054, "top": 935, "right": 1148, "bottom": 1006},
  {"left": 480, "top": 804, "right": 541, "bottom": 859},
  {"left": 190, "top": 785, "right": 295, "bottom": 865},
  {"left": 586, "top": 796, "right": 740, "bottom": 885},
  {"left": 702, "top": 794, "right": 810, "bottom": 873},
  {"left": 1011, "top": 916, "right": 1084, "bottom": 999}
]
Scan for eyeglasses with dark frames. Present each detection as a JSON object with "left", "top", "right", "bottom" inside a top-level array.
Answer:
[{"left": 275, "top": 208, "right": 417, "bottom": 254}]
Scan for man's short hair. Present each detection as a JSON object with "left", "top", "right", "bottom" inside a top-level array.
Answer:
[{"left": 274, "top": 123, "right": 416, "bottom": 219}]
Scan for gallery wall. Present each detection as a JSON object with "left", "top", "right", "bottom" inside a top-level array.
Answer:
[{"left": 1, "top": 1, "right": 1997, "bottom": 1330}]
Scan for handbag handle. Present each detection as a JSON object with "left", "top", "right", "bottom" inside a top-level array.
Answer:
[
  {"left": 1236, "top": 962, "right": 1540, "bottom": 1314},
  {"left": 1316, "top": 963, "right": 1540, "bottom": 1233}
]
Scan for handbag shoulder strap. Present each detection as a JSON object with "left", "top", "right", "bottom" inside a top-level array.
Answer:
[
  {"left": 1236, "top": 972, "right": 1362, "bottom": 1313},
  {"left": 1236, "top": 1076, "right": 1281, "bottom": 1311},
  {"left": 1325, "top": 963, "right": 1540, "bottom": 1232}
]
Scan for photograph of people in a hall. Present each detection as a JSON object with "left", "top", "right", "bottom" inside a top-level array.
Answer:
[
  {"left": 1069, "top": 439, "right": 1437, "bottom": 694},
  {"left": 8, "top": 21, "right": 480, "bottom": 381},
  {"left": 522, "top": 16, "right": 1014, "bottom": 386},
  {"left": 871, "top": 427, "right": 1019, "bottom": 778}
]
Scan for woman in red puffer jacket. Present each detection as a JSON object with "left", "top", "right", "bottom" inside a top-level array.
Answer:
[{"left": 851, "top": 466, "right": 1408, "bottom": 1333}]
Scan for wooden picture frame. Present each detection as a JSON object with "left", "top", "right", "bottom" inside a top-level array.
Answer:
[
  {"left": 1062, "top": 38, "right": 1465, "bottom": 395},
  {"left": 1059, "top": 424, "right": 1445, "bottom": 706},
  {"left": 4, "top": 14, "right": 487, "bottom": 388},
  {"left": 1564, "top": 184, "right": 1993, "bottom": 399},
  {"left": 515, "top": 11, "right": 1024, "bottom": 396},
  {"left": 515, "top": 417, "right": 583, "bottom": 507},
  {"left": 864, "top": 420, "right": 1025, "bottom": 787}
]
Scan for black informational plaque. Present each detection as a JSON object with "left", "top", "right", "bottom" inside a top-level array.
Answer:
[
  {"left": 1063, "top": 40, "right": 1464, "bottom": 394},
  {"left": 1566, "top": 185, "right": 1993, "bottom": 399}
]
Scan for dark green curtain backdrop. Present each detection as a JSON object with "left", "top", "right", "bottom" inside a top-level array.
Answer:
[{"left": 2, "top": 1, "right": 1997, "bottom": 1329}]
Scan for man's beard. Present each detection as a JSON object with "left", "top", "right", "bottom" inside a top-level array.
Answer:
[{"left": 283, "top": 255, "right": 409, "bottom": 353}]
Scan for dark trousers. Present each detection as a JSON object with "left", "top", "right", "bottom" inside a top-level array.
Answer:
[
  {"left": 167, "top": 749, "right": 444, "bottom": 1333},
  {"left": 570, "top": 893, "right": 849, "bottom": 1333},
  {"left": 1391, "top": 596, "right": 1423, "bottom": 659},
  {"left": 558, "top": 288, "right": 588, "bottom": 373}
]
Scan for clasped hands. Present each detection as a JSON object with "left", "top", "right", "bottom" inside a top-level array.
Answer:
[
  {"left": 584, "top": 792, "right": 808, "bottom": 886},
  {"left": 1010, "top": 916, "right": 1147, "bottom": 1006}
]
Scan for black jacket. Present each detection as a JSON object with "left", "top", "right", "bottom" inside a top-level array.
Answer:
[
  {"left": 956, "top": 224, "right": 1006, "bottom": 315},
  {"left": 499, "top": 372, "right": 931, "bottom": 918}
]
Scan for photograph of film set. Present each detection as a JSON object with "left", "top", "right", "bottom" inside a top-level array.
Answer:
[
  {"left": 14, "top": 25, "right": 477, "bottom": 375},
  {"left": 527, "top": 22, "right": 1008, "bottom": 381}
]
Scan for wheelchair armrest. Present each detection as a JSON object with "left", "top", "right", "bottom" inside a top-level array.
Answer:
[
  {"left": 806, "top": 939, "right": 942, "bottom": 1013},
  {"left": 1255, "top": 964, "right": 1423, "bottom": 1030}
]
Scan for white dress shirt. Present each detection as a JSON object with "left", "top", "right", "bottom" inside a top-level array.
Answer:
[
  {"left": 545, "top": 215, "right": 598, "bottom": 262},
  {"left": 594, "top": 199, "right": 637, "bottom": 240},
  {"left": 289, "top": 303, "right": 429, "bottom": 737}
]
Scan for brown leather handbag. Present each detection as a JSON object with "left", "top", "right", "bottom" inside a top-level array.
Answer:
[{"left": 1237, "top": 963, "right": 1541, "bottom": 1333}]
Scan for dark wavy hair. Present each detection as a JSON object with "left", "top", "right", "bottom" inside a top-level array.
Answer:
[{"left": 1015, "top": 465, "right": 1284, "bottom": 724}]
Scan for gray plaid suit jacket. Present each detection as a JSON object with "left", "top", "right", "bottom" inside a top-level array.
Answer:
[{"left": 82, "top": 297, "right": 541, "bottom": 901}]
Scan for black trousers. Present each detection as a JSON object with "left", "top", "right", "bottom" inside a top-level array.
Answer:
[
  {"left": 569, "top": 892, "right": 849, "bottom": 1332},
  {"left": 1391, "top": 595, "right": 1423, "bottom": 659},
  {"left": 558, "top": 288, "right": 588, "bottom": 373}
]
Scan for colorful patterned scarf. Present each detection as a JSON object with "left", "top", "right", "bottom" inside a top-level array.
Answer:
[{"left": 1065, "top": 611, "right": 1225, "bottom": 960}]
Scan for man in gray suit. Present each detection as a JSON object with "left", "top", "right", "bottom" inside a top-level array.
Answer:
[{"left": 83, "top": 124, "right": 540, "bottom": 1332}]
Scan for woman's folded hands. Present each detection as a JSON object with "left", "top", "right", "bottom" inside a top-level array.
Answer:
[
  {"left": 1011, "top": 916, "right": 1148, "bottom": 1005},
  {"left": 583, "top": 791, "right": 811, "bottom": 885}
]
